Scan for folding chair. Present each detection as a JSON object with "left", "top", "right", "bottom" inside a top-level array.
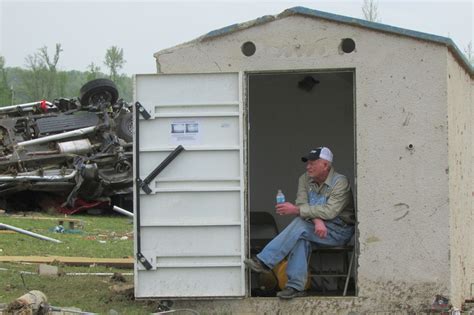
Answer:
[
  {"left": 249, "top": 211, "right": 279, "bottom": 255},
  {"left": 308, "top": 241, "right": 355, "bottom": 296}
]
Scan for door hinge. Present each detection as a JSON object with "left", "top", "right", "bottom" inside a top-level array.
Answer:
[
  {"left": 136, "top": 252, "right": 152, "bottom": 270},
  {"left": 135, "top": 101, "right": 151, "bottom": 120}
]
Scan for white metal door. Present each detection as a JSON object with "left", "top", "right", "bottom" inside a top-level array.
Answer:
[{"left": 134, "top": 73, "right": 244, "bottom": 298}]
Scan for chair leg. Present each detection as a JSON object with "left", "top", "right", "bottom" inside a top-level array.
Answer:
[{"left": 343, "top": 250, "right": 355, "bottom": 296}]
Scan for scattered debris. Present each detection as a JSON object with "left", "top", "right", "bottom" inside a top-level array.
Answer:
[
  {"left": 0, "top": 267, "right": 36, "bottom": 275},
  {"left": 112, "top": 205, "right": 133, "bottom": 218},
  {"left": 149, "top": 300, "right": 200, "bottom": 315},
  {"left": 431, "top": 294, "right": 451, "bottom": 312},
  {"left": 109, "top": 284, "right": 134, "bottom": 298},
  {"left": 6, "top": 290, "right": 48, "bottom": 314},
  {"left": 463, "top": 298, "right": 474, "bottom": 312},
  {"left": 42, "top": 305, "right": 93, "bottom": 314},
  {"left": 0, "top": 79, "right": 133, "bottom": 214},
  {"left": 110, "top": 272, "right": 127, "bottom": 283},
  {"left": 64, "top": 272, "right": 133, "bottom": 277},
  {"left": 38, "top": 264, "right": 59, "bottom": 276},
  {"left": 54, "top": 225, "right": 65, "bottom": 233},
  {"left": 50, "top": 224, "right": 83, "bottom": 235},
  {"left": 0, "top": 266, "right": 133, "bottom": 277},
  {"left": 0, "top": 222, "right": 61, "bottom": 243},
  {"left": 0, "top": 255, "right": 133, "bottom": 268},
  {"left": 57, "top": 218, "right": 83, "bottom": 230}
]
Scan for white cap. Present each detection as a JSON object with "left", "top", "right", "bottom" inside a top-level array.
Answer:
[{"left": 301, "top": 147, "right": 333, "bottom": 163}]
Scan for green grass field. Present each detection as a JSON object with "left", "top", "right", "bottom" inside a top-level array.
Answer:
[{"left": 0, "top": 212, "right": 158, "bottom": 314}]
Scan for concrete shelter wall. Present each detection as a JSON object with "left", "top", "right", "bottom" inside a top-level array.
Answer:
[
  {"left": 447, "top": 52, "right": 473, "bottom": 307},
  {"left": 153, "top": 15, "right": 454, "bottom": 311}
]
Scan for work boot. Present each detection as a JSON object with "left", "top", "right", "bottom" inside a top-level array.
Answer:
[
  {"left": 244, "top": 257, "right": 271, "bottom": 274},
  {"left": 276, "top": 287, "right": 306, "bottom": 299}
]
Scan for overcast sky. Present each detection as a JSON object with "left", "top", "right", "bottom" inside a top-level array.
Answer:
[{"left": 0, "top": 0, "right": 472, "bottom": 75}]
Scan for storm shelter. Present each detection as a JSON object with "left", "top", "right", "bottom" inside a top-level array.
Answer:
[
  {"left": 248, "top": 70, "right": 356, "bottom": 296},
  {"left": 136, "top": 6, "right": 473, "bottom": 312}
]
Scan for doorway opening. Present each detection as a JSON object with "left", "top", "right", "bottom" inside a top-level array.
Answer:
[{"left": 247, "top": 70, "right": 357, "bottom": 297}]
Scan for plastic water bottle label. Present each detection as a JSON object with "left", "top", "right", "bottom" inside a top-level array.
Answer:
[
  {"left": 276, "top": 189, "right": 285, "bottom": 204},
  {"left": 276, "top": 195, "right": 285, "bottom": 204}
]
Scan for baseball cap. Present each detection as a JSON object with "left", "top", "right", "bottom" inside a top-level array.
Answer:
[{"left": 301, "top": 147, "right": 333, "bottom": 163}]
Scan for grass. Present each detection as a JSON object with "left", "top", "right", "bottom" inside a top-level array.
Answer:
[
  {"left": 0, "top": 212, "right": 158, "bottom": 314},
  {"left": 0, "top": 213, "right": 132, "bottom": 257}
]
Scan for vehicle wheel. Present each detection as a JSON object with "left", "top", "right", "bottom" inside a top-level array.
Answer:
[
  {"left": 79, "top": 79, "right": 119, "bottom": 106},
  {"left": 116, "top": 112, "right": 133, "bottom": 142}
]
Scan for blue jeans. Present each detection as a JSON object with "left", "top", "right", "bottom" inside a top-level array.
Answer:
[{"left": 256, "top": 216, "right": 354, "bottom": 291}]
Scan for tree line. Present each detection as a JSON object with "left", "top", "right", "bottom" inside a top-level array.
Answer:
[
  {"left": 0, "top": 45, "right": 132, "bottom": 106},
  {"left": 1, "top": 1, "right": 472, "bottom": 107}
]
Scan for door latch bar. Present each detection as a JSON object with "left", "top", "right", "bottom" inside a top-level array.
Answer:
[{"left": 138, "top": 145, "right": 185, "bottom": 194}]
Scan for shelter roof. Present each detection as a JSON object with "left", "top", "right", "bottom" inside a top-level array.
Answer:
[{"left": 157, "top": 6, "right": 473, "bottom": 75}]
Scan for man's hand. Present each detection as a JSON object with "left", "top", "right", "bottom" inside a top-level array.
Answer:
[
  {"left": 275, "top": 202, "right": 300, "bottom": 216},
  {"left": 313, "top": 218, "right": 327, "bottom": 238}
]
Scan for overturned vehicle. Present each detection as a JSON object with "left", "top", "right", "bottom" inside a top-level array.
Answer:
[{"left": 0, "top": 79, "right": 133, "bottom": 213}]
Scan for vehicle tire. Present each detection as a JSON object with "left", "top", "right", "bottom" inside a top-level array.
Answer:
[
  {"left": 116, "top": 112, "right": 133, "bottom": 142},
  {"left": 79, "top": 78, "right": 119, "bottom": 106}
]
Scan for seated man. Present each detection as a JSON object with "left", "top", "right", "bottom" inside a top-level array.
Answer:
[{"left": 245, "top": 146, "right": 355, "bottom": 299}]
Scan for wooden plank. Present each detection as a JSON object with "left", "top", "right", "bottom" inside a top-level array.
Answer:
[
  {"left": 4, "top": 216, "right": 84, "bottom": 229},
  {"left": 8, "top": 215, "right": 82, "bottom": 222},
  {"left": 0, "top": 256, "right": 133, "bottom": 268},
  {"left": 0, "top": 230, "right": 15, "bottom": 234}
]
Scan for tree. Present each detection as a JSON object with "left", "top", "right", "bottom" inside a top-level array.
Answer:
[
  {"left": 0, "top": 56, "right": 13, "bottom": 106},
  {"left": 22, "top": 43, "right": 63, "bottom": 100},
  {"left": 86, "top": 62, "right": 101, "bottom": 81},
  {"left": 39, "top": 43, "right": 62, "bottom": 99},
  {"left": 104, "top": 46, "right": 125, "bottom": 82},
  {"left": 362, "top": 0, "right": 381, "bottom": 22}
]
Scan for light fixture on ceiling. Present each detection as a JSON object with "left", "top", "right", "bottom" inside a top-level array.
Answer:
[{"left": 298, "top": 76, "right": 320, "bottom": 92}]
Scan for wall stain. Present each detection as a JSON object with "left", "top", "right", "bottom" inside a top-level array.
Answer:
[
  {"left": 366, "top": 236, "right": 381, "bottom": 243},
  {"left": 402, "top": 112, "right": 413, "bottom": 126},
  {"left": 394, "top": 210, "right": 409, "bottom": 221},
  {"left": 394, "top": 203, "right": 410, "bottom": 209},
  {"left": 213, "top": 61, "right": 222, "bottom": 71}
]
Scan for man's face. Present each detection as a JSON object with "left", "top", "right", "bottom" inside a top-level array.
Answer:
[{"left": 306, "top": 159, "right": 331, "bottom": 181}]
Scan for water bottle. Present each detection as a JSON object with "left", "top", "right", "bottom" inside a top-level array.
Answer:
[
  {"left": 276, "top": 189, "right": 285, "bottom": 204},
  {"left": 308, "top": 186, "right": 318, "bottom": 205}
]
